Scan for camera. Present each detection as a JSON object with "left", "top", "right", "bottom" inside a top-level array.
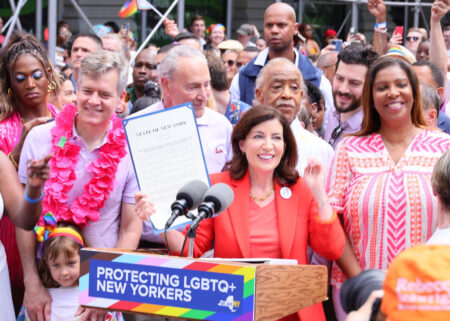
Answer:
[{"left": 340, "top": 269, "right": 385, "bottom": 320}]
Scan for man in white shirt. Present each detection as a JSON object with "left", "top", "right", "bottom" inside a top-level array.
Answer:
[
  {"left": 131, "top": 45, "right": 232, "bottom": 174},
  {"left": 253, "top": 57, "right": 334, "bottom": 177}
]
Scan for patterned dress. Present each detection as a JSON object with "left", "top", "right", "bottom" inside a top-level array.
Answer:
[{"left": 327, "top": 130, "right": 450, "bottom": 287}]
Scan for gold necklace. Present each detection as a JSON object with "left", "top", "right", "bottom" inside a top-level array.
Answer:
[
  {"left": 250, "top": 185, "right": 274, "bottom": 202},
  {"left": 21, "top": 111, "right": 52, "bottom": 124}
]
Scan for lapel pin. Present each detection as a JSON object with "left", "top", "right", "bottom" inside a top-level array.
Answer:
[{"left": 280, "top": 187, "right": 292, "bottom": 199}]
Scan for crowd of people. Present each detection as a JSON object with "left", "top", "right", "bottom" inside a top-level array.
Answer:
[{"left": 0, "top": 0, "right": 449, "bottom": 320}]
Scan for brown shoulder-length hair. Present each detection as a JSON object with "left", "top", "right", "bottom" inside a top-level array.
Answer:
[
  {"left": 38, "top": 222, "right": 82, "bottom": 288},
  {"left": 354, "top": 57, "right": 427, "bottom": 136},
  {"left": 228, "top": 104, "right": 299, "bottom": 186}
]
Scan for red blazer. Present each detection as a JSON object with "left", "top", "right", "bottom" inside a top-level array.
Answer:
[{"left": 186, "top": 171, "right": 345, "bottom": 321}]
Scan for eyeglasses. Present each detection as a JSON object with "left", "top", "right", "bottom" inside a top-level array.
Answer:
[
  {"left": 328, "top": 124, "right": 344, "bottom": 146},
  {"left": 406, "top": 36, "right": 420, "bottom": 42},
  {"left": 236, "top": 62, "right": 243, "bottom": 68},
  {"left": 59, "top": 30, "right": 72, "bottom": 37},
  {"left": 223, "top": 59, "right": 236, "bottom": 67}
]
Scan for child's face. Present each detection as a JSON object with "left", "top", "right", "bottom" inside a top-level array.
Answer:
[{"left": 47, "top": 252, "right": 80, "bottom": 287}]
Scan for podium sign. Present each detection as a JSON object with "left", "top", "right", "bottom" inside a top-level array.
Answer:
[{"left": 79, "top": 249, "right": 256, "bottom": 320}]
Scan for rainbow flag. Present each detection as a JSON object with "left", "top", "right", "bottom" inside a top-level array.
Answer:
[{"left": 119, "top": 0, "right": 138, "bottom": 18}]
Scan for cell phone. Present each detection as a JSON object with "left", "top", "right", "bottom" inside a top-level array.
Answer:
[
  {"left": 331, "top": 39, "right": 343, "bottom": 51},
  {"left": 349, "top": 27, "right": 356, "bottom": 35},
  {"left": 394, "top": 26, "right": 403, "bottom": 36}
]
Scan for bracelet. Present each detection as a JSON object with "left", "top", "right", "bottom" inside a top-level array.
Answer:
[
  {"left": 8, "top": 152, "right": 18, "bottom": 169},
  {"left": 374, "top": 27, "right": 387, "bottom": 34},
  {"left": 24, "top": 189, "right": 44, "bottom": 203},
  {"left": 375, "top": 22, "right": 387, "bottom": 29}
]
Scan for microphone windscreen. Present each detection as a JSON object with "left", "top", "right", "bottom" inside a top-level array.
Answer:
[
  {"left": 176, "top": 180, "right": 209, "bottom": 210},
  {"left": 203, "top": 183, "right": 234, "bottom": 213}
]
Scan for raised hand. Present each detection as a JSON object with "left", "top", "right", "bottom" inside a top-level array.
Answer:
[
  {"left": 431, "top": 0, "right": 450, "bottom": 22},
  {"left": 10, "top": 117, "right": 51, "bottom": 168},
  {"left": 367, "top": 0, "right": 387, "bottom": 21},
  {"left": 26, "top": 153, "right": 52, "bottom": 188},
  {"left": 164, "top": 18, "right": 180, "bottom": 39},
  {"left": 134, "top": 191, "right": 156, "bottom": 221}
]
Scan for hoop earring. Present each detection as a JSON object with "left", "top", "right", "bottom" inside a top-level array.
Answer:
[
  {"left": 7, "top": 88, "right": 13, "bottom": 98},
  {"left": 47, "top": 80, "right": 56, "bottom": 93}
]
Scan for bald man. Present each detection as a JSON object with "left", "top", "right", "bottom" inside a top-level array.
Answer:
[
  {"left": 230, "top": 2, "right": 334, "bottom": 118},
  {"left": 316, "top": 51, "right": 338, "bottom": 85}
]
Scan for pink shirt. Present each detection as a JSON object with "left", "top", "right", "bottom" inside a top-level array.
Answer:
[
  {"left": 0, "top": 105, "right": 58, "bottom": 154},
  {"left": 249, "top": 198, "right": 282, "bottom": 258},
  {"left": 18, "top": 119, "right": 138, "bottom": 248},
  {"left": 327, "top": 130, "right": 450, "bottom": 287}
]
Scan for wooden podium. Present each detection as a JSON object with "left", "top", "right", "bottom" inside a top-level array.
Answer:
[{"left": 79, "top": 248, "right": 328, "bottom": 321}]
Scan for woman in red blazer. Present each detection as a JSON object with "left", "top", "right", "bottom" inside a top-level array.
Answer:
[{"left": 137, "top": 105, "right": 348, "bottom": 320}]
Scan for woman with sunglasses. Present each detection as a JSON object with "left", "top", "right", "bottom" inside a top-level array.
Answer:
[
  {"left": 327, "top": 57, "right": 450, "bottom": 320},
  {"left": 0, "top": 31, "right": 60, "bottom": 313}
]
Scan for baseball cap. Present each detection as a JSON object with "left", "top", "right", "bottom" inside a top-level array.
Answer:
[
  {"left": 381, "top": 244, "right": 450, "bottom": 321},
  {"left": 237, "top": 24, "right": 253, "bottom": 36},
  {"left": 325, "top": 29, "right": 337, "bottom": 37},
  {"left": 217, "top": 39, "right": 244, "bottom": 52},
  {"left": 382, "top": 45, "right": 416, "bottom": 64}
]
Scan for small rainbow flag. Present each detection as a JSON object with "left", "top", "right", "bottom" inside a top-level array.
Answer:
[{"left": 119, "top": 0, "right": 138, "bottom": 19}]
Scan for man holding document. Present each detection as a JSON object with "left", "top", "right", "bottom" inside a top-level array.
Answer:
[
  {"left": 131, "top": 45, "right": 233, "bottom": 174},
  {"left": 16, "top": 50, "right": 143, "bottom": 321}
]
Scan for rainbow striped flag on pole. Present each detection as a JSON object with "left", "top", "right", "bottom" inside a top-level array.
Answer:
[{"left": 119, "top": 0, "right": 138, "bottom": 18}]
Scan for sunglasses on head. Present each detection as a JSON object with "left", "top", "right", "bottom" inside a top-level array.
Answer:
[
  {"left": 223, "top": 59, "right": 236, "bottom": 67},
  {"left": 406, "top": 36, "right": 420, "bottom": 42}
]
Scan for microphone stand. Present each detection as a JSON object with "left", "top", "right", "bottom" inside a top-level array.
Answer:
[{"left": 186, "top": 226, "right": 197, "bottom": 258}]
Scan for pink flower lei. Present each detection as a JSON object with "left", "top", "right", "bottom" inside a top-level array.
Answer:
[{"left": 42, "top": 104, "right": 127, "bottom": 226}]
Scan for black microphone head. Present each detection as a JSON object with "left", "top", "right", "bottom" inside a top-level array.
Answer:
[
  {"left": 176, "top": 180, "right": 209, "bottom": 210},
  {"left": 203, "top": 183, "right": 234, "bottom": 214}
]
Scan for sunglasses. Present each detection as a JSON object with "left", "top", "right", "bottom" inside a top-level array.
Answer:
[
  {"left": 236, "top": 62, "right": 243, "bottom": 68},
  {"left": 406, "top": 36, "right": 420, "bottom": 42},
  {"left": 328, "top": 124, "right": 344, "bottom": 146},
  {"left": 223, "top": 59, "right": 236, "bottom": 67}
]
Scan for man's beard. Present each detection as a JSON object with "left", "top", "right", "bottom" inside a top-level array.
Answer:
[{"left": 333, "top": 91, "right": 361, "bottom": 114}]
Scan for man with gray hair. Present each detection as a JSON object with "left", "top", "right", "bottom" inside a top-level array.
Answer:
[
  {"left": 132, "top": 45, "right": 233, "bottom": 174},
  {"left": 254, "top": 57, "right": 334, "bottom": 176},
  {"left": 420, "top": 82, "right": 440, "bottom": 130},
  {"left": 17, "top": 50, "right": 141, "bottom": 321}
]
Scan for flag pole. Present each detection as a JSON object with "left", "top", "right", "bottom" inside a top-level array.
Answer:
[{"left": 131, "top": 0, "right": 180, "bottom": 65}]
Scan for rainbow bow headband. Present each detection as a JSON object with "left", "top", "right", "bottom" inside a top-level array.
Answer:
[
  {"left": 206, "top": 23, "right": 225, "bottom": 36},
  {"left": 34, "top": 212, "right": 84, "bottom": 247}
]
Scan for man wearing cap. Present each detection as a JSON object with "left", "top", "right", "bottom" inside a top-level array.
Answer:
[
  {"left": 324, "top": 29, "right": 337, "bottom": 45},
  {"left": 236, "top": 23, "right": 256, "bottom": 48},
  {"left": 230, "top": 2, "right": 334, "bottom": 122}
]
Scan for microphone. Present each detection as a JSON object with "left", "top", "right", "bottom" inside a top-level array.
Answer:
[
  {"left": 165, "top": 180, "right": 209, "bottom": 229},
  {"left": 189, "top": 183, "right": 234, "bottom": 230}
]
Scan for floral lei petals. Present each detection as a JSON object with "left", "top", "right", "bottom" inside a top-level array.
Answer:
[{"left": 41, "top": 104, "right": 127, "bottom": 227}]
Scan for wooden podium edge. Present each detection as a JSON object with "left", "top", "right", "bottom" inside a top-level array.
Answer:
[{"left": 254, "top": 264, "right": 328, "bottom": 321}]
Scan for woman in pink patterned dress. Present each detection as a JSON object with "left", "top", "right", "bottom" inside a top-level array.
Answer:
[
  {"left": 0, "top": 31, "right": 60, "bottom": 313},
  {"left": 327, "top": 57, "right": 450, "bottom": 320}
]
